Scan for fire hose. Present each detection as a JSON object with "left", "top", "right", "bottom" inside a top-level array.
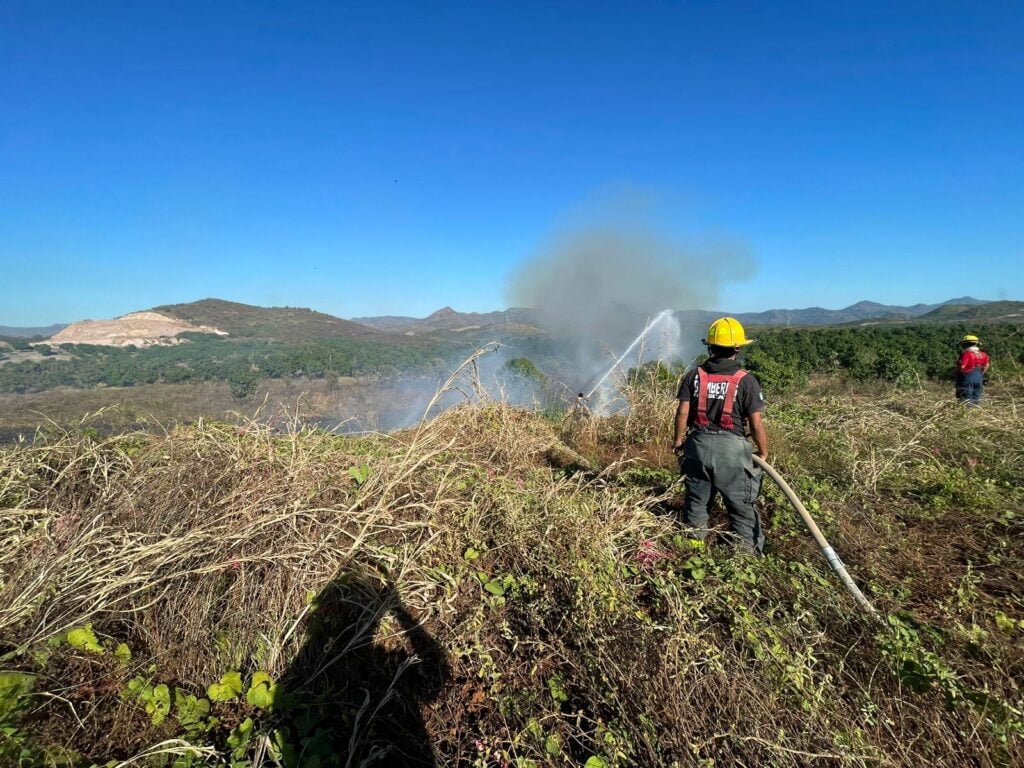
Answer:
[{"left": 752, "top": 455, "right": 879, "bottom": 617}]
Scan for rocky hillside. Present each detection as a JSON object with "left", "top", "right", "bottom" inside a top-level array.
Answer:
[
  {"left": 38, "top": 299, "right": 418, "bottom": 349},
  {"left": 47, "top": 311, "right": 227, "bottom": 347},
  {"left": 154, "top": 298, "right": 390, "bottom": 343}
]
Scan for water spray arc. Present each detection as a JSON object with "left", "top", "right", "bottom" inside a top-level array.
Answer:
[
  {"left": 572, "top": 308, "right": 876, "bottom": 616},
  {"left": 585, "top": 309, "right": 674, "bottom": 400}
]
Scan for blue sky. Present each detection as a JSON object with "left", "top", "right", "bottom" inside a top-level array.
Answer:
[{"left": 2, "top": 1, "right": 1021, "bottom": 325}]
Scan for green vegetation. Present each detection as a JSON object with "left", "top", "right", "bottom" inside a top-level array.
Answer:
[
  {"left": 1, "top": 356, "right": 1021, "bottom": 766},
  {"left": 505, "top": 357, "right": 547, "bottom": 382},
  {"left": 0, "top": 336, "right": 38, "bottom": 351},
  {"left": 153, "top": 299, "right": 384, "bottom": 343},
  {"left": 0, "top": 335, "right": 449, "bottom": 396},
  {"left": 744, "top": 322, "right": 1024, "bottom": 393},
  {"left": 915, "top": 300, "right": 1024, "bottom": 322},
  {"left": 6, "top": 317, "right": 1021, "bottom": 405}
]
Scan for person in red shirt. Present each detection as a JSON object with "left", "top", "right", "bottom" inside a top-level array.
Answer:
[{"left": 956, "top": 334, "right": 990, "bottom": 406}]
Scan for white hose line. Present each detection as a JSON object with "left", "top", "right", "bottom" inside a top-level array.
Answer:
[{"left": 753, "top": 455, "right": 879, "bottom": 617}]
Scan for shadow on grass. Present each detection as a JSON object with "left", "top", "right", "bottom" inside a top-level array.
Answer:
[{"left": 276, "top": 570, "right": 449, "bottom": 766}]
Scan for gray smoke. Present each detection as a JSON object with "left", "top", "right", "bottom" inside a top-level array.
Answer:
[
  {"left": 510, "top": 228, "right": 749, "bottom": 345},
  {"left": 507, "top": 219, "right": 755, "bottom": 408}
]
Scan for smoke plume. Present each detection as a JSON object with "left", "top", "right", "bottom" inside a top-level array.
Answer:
[{"left": 507, "top": 215, "right": 755, "bottom": 407}]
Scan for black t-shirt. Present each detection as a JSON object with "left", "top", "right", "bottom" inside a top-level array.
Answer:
[{"left": 676, "top": 358, "right": 765, "bottom": 436}]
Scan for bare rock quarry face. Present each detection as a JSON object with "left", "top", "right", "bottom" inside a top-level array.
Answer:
[{"left": 47, "top": 312, "right": 228, "bottom": 347}]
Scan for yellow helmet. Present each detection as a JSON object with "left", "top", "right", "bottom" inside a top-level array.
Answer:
[
  {"left": 962, "top": 334, "right": 979, "bottom": 343},
  {"left": 704, "top": 316, "right": 754, "bottom": 348}
]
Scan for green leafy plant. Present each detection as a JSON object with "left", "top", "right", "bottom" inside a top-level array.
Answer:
[
  {"left": 66, "top": 624, "right": 104, "bottom": 654},
  {"left": 348, "top": 464, "right": 371, "bottom": 486},
  {"left": 207, "top": 671, "right": 244, "bottom": 702},
  {"left": 244, "top": 671, "right": 277, "bottom": 710}
]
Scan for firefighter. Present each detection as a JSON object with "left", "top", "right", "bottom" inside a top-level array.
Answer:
[
  {"left": 575, "top": 392, "right": 590, "bottom": 414},
  {"left": 672, "top": 317, "right": 768, "bottom": 553},
  {"left": 956, "top": 334, "right": 990, "bottom": 406}
]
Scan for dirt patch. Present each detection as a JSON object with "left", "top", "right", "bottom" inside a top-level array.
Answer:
[{"left": 47, "top": 311, "right": 227, "bottom": 347}]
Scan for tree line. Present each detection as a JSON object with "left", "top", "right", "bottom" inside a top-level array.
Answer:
[
  {"left": 3, "top": 323, "right": 1022, "bottom": 398},
  {"left": 742, "top": 322, "right": 1024, "bottom": 392},
  {"left": 0, "top": 335, "right": 450, "bottom": 397}
]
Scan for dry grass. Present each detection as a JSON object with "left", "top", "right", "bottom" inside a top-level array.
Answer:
[{"left": 1, "top": 366, "right": 1022, "bottom": 767}]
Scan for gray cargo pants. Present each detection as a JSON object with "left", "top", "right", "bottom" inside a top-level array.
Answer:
[{"left": 679, "top": 430, "right": 764, "bottom": 553}]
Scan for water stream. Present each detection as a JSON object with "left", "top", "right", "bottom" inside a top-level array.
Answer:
[{"left": 585, "top": 309, "right": 674, "bottom": 399}]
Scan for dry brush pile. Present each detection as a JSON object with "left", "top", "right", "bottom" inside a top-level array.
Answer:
[{"left": 1, "top": 374, "right": 1023, "bottom": 767}]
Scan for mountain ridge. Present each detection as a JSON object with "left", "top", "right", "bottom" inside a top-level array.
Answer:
[
  {"left": 154, "top": 298, "right": 387, "bottom": 342},
  {"left": 355, "top": 297, "right": 995, "bottom": 331},
  {"left": 10, "top": 296, "right": 1008, "bottom": 343},
  {"left": 0, "top": 324, "right": 68, "bottom": 339}
]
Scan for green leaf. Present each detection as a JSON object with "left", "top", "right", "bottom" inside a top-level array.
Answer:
[
  {"left": 249, "top": 671, "right": 274, "bottom": 689},
  {"left": 208, "top": 670, "right": 244, "bottom": 702},
  {"left": 584, "top": 758, "right": 608, "bottom": 768},
  {"left": 175, "top": 689, "right": 211, "bottom": 728},
  {"left": 269, "top": 727, "right": 298, "bottom": 765},
  {"left": 207, "top": 682, "right": 236, "bottom": 702},
  {"left": 206, "top": 684, "right": 233, "bottom": 704},
  {"left": 123, "top": 676, "right": 151, "bottom": 699},
  {"left": 463, "top": 547, "right": 480, "bottom": 561},
  {"left": 348, "top": 464, "right": 371, "bottom": 486},
  {"left": 66, "top": 625, "right": 104, "bottom": 654},
  {"left": 245, "top": 672, "right": 277, "bottom": 710},
  {"left": 114, "top": 643, "right": 132, "bottom": 665},
  {"left": 484, "top": 579, "right": 506, "bottom": 596},
  {"left": 544, "top": 734, "right": 563, "bottom": 756},
  {"left": 147, "top": 684, "right": 172, "bottom": 725},
  {"left": 547, "top": 675, "right": 569, "bottom": 704},
  {"left": 0, "top": 671, "right": 34, "bottom": 721},
  {"left": 994, "top": 611, "right": 1020, "bottom": 633},
  {"left": 0, "top": 647, "right": 26, "bottom": 664},
  {"left": 227, "top": 716, "right": 254, "bottom": 755}
]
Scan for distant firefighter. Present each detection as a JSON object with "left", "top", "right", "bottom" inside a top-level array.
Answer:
[
  {"left": 955, "top": 334, "right": 990, "bottom": 406},
  {"left": 575, "top": 392, "right": 590, "bottom": 415}
]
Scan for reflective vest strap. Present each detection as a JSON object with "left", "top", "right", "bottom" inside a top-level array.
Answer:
[
  {"left": 719, "top": 370, "right": 747, "bottom": 431},
  {"left": 695, "top": 371, "right": 710, "bottom": 428},
  {"left": 694, "top": 369, "right": 748, "bottom": 431}
]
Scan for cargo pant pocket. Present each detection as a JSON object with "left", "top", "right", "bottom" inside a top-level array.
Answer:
[{"left": 744, "top": 464, "right": 763, "bottom": 505}]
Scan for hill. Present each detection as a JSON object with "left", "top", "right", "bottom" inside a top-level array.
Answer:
[
  {"left": 155, "top": 298, "right": 389, "bottom": 343},
  {"left": 7, "top": 297, "right": 999, "bottom": 347},
  {"left": 354, "top": 306, "right": 540, "bottom": 333},
  {"left": 355, "top": 298, "right": 997, "bottom": 335},
  {"left": 47, "top": 311, "right": 227, "bottom": 347},
  {"left": 0, "top": 324, "right": 67, "bottom": 338},
  {"left": 916, "top": 300, "right": 1024, "bottom": 322},
  {"left": 0, "top": 299, "right": 453, "bottom": 396},
  {"left": 1, "top": 377, "right": 1022, "bottom": 766},
  {"left": 724, "top": 296, "right": 990, "bottom": 327}
]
